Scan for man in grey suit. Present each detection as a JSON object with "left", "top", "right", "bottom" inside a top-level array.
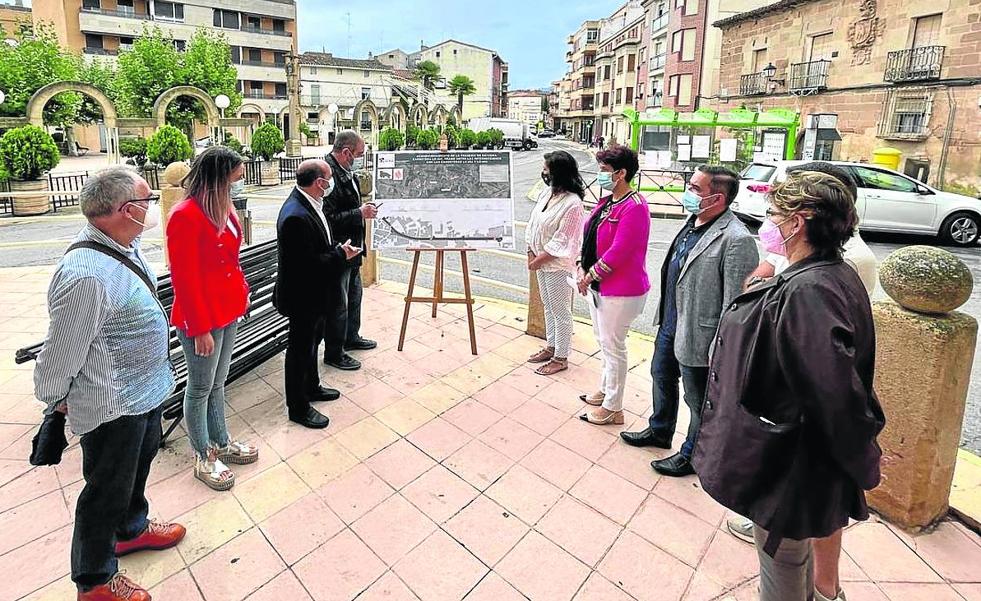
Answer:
[{"left": 620, "top": 165, "right": 759, "bottom": 477}]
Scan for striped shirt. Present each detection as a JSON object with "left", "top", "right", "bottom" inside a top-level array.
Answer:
[{"left": 34, "top": 225, "right": 175, "bottom": 435}]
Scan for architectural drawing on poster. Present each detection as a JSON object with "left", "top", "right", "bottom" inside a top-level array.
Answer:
[{"left": 372, "top": 151, "right": 515, "bottom": 249}]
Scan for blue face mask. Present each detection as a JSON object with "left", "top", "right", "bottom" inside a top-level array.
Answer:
[
  {"left": 597, "top": 172, "right": 614, "bottom": 190},
  {"left": 682, "top": 189, "right": 715, "bottom": 215}
]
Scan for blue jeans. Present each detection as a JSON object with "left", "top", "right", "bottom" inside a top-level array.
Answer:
[
  {"left": 648, "top": 327, "right": 709, "bottom": 459},
  {"left": 178, "top": 322, "right": 237, "bottom": 459}
]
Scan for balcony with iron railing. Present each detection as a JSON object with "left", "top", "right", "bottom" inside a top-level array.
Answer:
[
  {"left": 240, "top": 25, "right": 291, "bottom": 37},
  {"left": 651, "top": 13, "right": 669, "bottom": 33},
  {"left": 649, "top": 53, "right": 666, "bottom": 72},
  {"left": 245, "top": 90, "right": 287, "bottom": 100},
  {"left": 884, "top": 46, "right": 944, "bottom": 83},
  {"left": 789, "top": 59, "right": 830, "bottom": 91},
  {"left": 79, "top": 7, "right": 151, "bottom": 20},
  {"left": 740, "top": 71, "right": 768, "bottom": 96}
]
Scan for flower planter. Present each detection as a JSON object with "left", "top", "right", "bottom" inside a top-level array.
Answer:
[
  {"left": 11, "top": 179, "right": 50, "bottom": 216},
  {"left": 260, "top": 159, "right": 280, "bottom": 186}
]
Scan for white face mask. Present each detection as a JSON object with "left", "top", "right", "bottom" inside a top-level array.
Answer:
[
  {"left": 351, "top": 157, "right": 365, "bottom": 171},
  {"left": 128, "top": 202, "right": 160, "bottom": 231},
  {"left": 230, "top": 180, "right": 245, "bottom": 198},
  {"left": 319, "top": 177, "right": 335, "bottom": 199}
]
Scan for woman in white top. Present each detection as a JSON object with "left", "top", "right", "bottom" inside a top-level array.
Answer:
[{"left": 526, "top": 150, "right": 586, "bottom": 376}]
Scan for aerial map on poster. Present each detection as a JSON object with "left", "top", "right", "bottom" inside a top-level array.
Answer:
[{"left": 371, "top": 151, "right": 515, "bottom": 250}]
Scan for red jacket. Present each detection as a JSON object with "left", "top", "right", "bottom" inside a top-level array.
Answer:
[{"left": 167, "top": 198, "right": 249, "bottom": 337}]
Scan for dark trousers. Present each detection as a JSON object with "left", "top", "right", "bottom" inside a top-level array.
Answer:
[
  {"left": 72, "top": 406, "right": 162, "bottom": 590},
  {"left": 286, "top": 311, "right": 327, "bottom": 416},
  {"left": 323, "top": 267, "right": 363, "bottom": 361},
  {"left": 648, "top": 328, "right": 709, "bottom": 459}
]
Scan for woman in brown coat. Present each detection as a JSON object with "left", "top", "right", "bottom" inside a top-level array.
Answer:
[{"left": 692, "top": 171, "right": 885, "bottom": 601}]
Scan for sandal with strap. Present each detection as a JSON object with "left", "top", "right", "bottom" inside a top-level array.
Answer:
[
  {"left": 527, "top": 347, "right": 555, "bottom": 364},
  {"left": 195, "top": 456, "right": 235, "bottom": 491},
  {"left": 579, "top": 391, "right": 605, "bottom": 406},
  {"left": 215, "top": 441, "right": 259, "bottom": 465},
  {"left": 535, "top": 358, "right": 568, "bottom": 376}
]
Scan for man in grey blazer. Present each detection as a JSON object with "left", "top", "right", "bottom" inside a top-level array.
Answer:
[{"left": 620, "top": 165, "right": 759, "bottom": 477}]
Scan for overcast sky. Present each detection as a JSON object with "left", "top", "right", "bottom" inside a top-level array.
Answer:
[{"left": 296, "top": 0, "right": 604, "bottom": 90}]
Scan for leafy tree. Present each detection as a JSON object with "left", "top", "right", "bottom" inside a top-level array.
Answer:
[
  {"left": 458, "top": 128, "right": 477, "bottom": 149},
  {"left": 378, "top": 127, "right": 404, "bottom": 151},
  {"left": 414, "top": 60, "right": 441, "bottom": 91},
  {"left": 179, "top": 29, "right": 241, "bottom": 114},
  {"left": 405, "top": 124, "right": 420, "bottom": 146},
  {"left": 119, "top": 137, "right": 148, "bottom": 166},
  {"left": 0, "top": 23, "right": 82, "bottom": 127},
  {"left": 0, "top": 125, "right": 61, "bottom": 181},
  {"left": 146, "top": 125, "right": 192, "bottom": 166},
  {"left": 251, "top": 122, "right": 284, "bottom": 160},
  {"left": 447, "top": 75, "right": 476, "bottom": 119},
  {"left": 222, "top": 134, "right": 244, "bottom": 155}
]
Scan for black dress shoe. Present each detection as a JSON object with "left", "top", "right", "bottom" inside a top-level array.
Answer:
[
  {"left": 620, "top": 427, "right": 673, "bottom": 449},
  {"left": 652, "top": 452, "right": 695, "bottom": 477},
  {"left": 310, "top": 386, "right": 341, "bottom": 402},
  {"left": 324, "top": 353, "right": 362, "bottom": 371},
  {"left": 289, "top": 407, "right": 330, "bottom": 429},
  {"left": 344, "top": 337, "right": 377, "bottom": 351}
]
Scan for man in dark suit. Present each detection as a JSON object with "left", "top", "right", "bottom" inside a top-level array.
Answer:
[
  {"left": 274, "top": 159, "right": 360, "bottom": 429},
  {"left": 322, "top": 130, "right": 378, "bottom": 371}
]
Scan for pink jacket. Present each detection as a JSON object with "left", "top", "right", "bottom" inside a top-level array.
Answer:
[{"left": 585, "top": 193, "right": 651, "bottom": 297}]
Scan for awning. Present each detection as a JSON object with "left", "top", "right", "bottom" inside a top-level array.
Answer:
[{"left": 816, "top": 129, "right": 842, "bottom": 141}]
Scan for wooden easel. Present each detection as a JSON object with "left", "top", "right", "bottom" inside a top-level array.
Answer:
[{"left": 397, "top": 248, "right": 478, "bottom": 355}]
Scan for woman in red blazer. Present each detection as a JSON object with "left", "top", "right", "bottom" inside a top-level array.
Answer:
[{"left": 167, "top": 146, "right": 257, "bottom": 491}]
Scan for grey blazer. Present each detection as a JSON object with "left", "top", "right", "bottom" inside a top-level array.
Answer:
[{"left": 655, "top": 210, "right": 759, "bottom": 367}]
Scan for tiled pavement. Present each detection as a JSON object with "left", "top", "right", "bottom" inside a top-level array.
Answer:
[{"left": 1, "top": 266, "right": 980, "bottom": 601}]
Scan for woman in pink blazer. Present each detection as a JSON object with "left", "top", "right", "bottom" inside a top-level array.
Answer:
[{"left": 576, "top": 145, "right": 651, "bottom": 426}]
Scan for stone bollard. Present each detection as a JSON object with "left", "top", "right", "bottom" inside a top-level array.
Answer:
[
  {"left": 159, "top": 162, "right": 190, "bottom": 267},
  {"left": 526, "top": 271, "right": 546, "bottom": 339},
  {"left": 355, "top": 171, "right": 378, "bottom": 287},
  {"left": 868, "top": 245, "right": 977, "bottom": 529}
]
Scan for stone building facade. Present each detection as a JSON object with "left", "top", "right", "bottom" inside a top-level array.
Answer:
[{"left": 714, "top": 0, "right": 981, "bottom": 191}]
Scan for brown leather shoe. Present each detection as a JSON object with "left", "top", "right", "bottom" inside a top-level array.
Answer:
[
  {"left": 77, "top": 573, "right": 150, "bottom": 601},
  {"left": 115, "top": 520, "right": 186, "bottom": 557}
]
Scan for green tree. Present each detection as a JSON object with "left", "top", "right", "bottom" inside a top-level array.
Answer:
[
  {"left": 414, "top": 60, "right": 441, "bottom": 91},
  {"left": 251, "top": 122, "right": 284, "bottom": 160},
  {"left": 179, "top": 29, "right": 241, "bottom": 114},
  {"left": 378, "top": 127, "right": 405, "bottom": 151},
  {"left": 447, "top": 75, "right": 476, "bottom": 119},
  {"left": 146, "top": 125, "right": 192, "bottom": 166},
  {"left": 0, "top": 23, "right": 81, "bottom": 125}
]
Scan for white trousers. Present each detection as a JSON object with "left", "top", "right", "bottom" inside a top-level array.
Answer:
[
  {"left": 588, "top": 292, "right": 648, "bottom": 412},
  {"left": 537, "top": 270, "right": 575, "bottom": 358}
]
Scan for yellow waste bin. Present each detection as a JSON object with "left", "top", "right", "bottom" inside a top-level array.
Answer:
[{"left": 872, "top": 147, "right": 902, "bottom": 171}]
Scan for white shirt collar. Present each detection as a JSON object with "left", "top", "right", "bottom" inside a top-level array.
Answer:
[{"left": 297, "top": 186, "right": 324, "bottom": 210}]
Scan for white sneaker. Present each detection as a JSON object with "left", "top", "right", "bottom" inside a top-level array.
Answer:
[
  {"left": 815, "top": 588, "right": 846, "bottom": 601},
  {"left": 726, "top": 516, "right": 755, "bottom": 544}
]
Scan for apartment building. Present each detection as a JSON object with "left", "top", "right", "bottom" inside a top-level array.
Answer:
[
  {"left": 377, "top": 39, "right": 509, "bottom": 120},
  {"left": 560, "top": 20, "right": 600, "bottom": 142},
  {"left": 298, "top": 52, "right": 393, "bottom": 143},
  {"left": 594, "top": 7, "right": 645, "bottom": 145},
  {"left": 34, "top": 0, "right": 297, "bottom": 125},
  {"left": 714, "top": 0, "right": 981, "bottom": 188},
  {"left": 507, "top": 90, "right": 544, "bottom": 128}
]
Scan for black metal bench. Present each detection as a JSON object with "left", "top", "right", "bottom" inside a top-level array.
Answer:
[{"left": 14, "top": 239, "right": 289, "bottom": 446}]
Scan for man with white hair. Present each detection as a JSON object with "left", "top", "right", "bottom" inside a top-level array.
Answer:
[{"left": 34, "top": 166, "right": 186, "bottom": 601}]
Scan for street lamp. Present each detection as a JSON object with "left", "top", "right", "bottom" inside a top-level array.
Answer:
[
  {"left": 215, "top": 94, "right": 230, "bottom": 144},
  {"left": 762, "top": 62, "right": 784, "bottom": 87}
]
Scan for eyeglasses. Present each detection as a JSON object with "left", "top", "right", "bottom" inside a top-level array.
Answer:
[{"left": 119, "top": 195, "right": 161, "bottom": 212}]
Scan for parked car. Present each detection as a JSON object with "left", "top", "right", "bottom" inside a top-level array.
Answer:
[
  {"left": 732, "top": 160, "right": 981, "bottom": 246},
  {"left": 538, "top": 129, "right": 555, "bottom": 138}
]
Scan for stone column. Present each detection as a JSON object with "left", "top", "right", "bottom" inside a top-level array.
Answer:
[
  {"left": 868, "top": 245, "right": 977, "bottom": 529},
  {"left": 159, "top": 161, "right": 190, "bottom": 267},
  {"left": 526, "top": 270, "right": 546, "bottom": 339}
]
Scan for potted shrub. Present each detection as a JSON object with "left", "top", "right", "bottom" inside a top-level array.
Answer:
[
  {"left": 405, "top": 124, "right": 420, "bottom": 149},
  {"left": 119, "top": 137, "right": 148, "bottom": 168},
  {"left": 416, "top": 129, "right": 438, "bottom": 150},
  {"left": 378, "top": 127, "right": 405, "bottom": 151},
  {"left": 458, "top": 128, "right": 477, "bottom": 150},
  {"left": 222, "top": 134, "right": 244, "bottom": 155},
  {"left": 476, "top": 131, "right": 491, "bottom": 150},
  {"left": 146, "top": 126, "right": 193, "bottom": 167},
  {"left": 487, "top": 128, "right": 505, "bottom": 149},
  {"left": 0, "top": 125, "right": 61, "bottom": 216},
  {"left": 251, "top": 123, "right": 285, "bottom": 186}
]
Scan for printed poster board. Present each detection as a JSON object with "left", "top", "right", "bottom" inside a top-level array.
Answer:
[{"left": 372, "top": 151, "right": 515, "bottom": 250}]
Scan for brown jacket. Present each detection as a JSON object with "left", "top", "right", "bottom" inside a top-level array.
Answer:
[{"left": 692, "top": 257, "right": 885, "bottom": 551}]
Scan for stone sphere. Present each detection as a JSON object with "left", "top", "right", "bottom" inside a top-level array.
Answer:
[
  {"left": 879, "top": 245, "right": 973, "bottom": 314},
  {"left": 162, "top": 161, "right": 190, "bottom": 187}
]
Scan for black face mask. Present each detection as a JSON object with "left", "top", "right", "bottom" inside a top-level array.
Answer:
[{"left": 541, "top": 172, "right": 552, "bottom": 185}]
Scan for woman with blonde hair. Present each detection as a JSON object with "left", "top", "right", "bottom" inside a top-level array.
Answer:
[{"left": 167, "top": 146, "right": 258, "bottom": 491}]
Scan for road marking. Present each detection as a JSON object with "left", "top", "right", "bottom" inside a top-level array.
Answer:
[{"left": 0, "top": 238, "right": 164, "bottom": 249}]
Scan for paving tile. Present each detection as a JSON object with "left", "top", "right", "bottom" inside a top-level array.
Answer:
[
  {"left": 258, "top": 492, "right": 344, "bottom": 566},
  {"left": 462, "top": 571, "right": 527, "bottom": 601},
  {"left": 549, "top": 418, "right": 617, "bottom": 463},
  {"left": 628, "top": 495, "right": 716, "bottom": 568},
  {"left": 444, "top": 495, "right": 530, "bottom": 566},
  {"left": 321, "top": 397, "right": 370, "bottom": 433},
  {"left": 877, "top": 583, "right": 966, "bottom": 600},
  {"left": 443, "top": 437, "right": 513, "bottom": 491},
  {"left": 597, "top": 530, "right": 693, "bottom": 601},
  {"left": 405, "top": 418, "right": 472, "bottom": 462},
  {"left": 351, "top": 493, "right": 437, "bottom": 566},
  {"left": 535, "top": 379, "right": 595, "bottom": 415},
  {"left": 904, "top": 520, "right": 981, "bottom": 582},
  {"left": 652, "top": 475, "right": 727, "bottom": 527},
  {"left": 574, "top": 572, "right": 638, "bottom": 601},
  {"left": 842, "top": 522, "right": 942, "bottom": 583},
  {"left": 441, "top": 398, "right": 503, "bottom": 437},
  {"left": 597, "top": 440, "right": 662, "bottom": 491},
  {"left": 0, "top": 524, "right": 72, "bottom": 601},
  {"left": 318, "top": 463, "right": 395, "bottom": 524},
  {"left": 243, "top": 570, "right": 314, "bottom": 601},
  {"left": 479, "top": 417, "right": 544, "bottom": 461},
  {"left": 0, "top": 489, "right": 71, "bottom": 556},
  {"left": 520, "top": 438, "right": 593, "bottom": 491},
  {"left": 333, "top": 417, "right": 400, "bottom": 460},
  {"left": 287, "top": 437, "right": 360, "bottom": 490},
  {"left": 233, "top": 462, "right": 310, "bottom": 523},
  {"left": 225, "top": 377, "right": 281, "bottom": 414},
  {"left": 696, "top": 530, "right": 760, "bottom": 590},
  {"left": 0, "top": 464, "right": 60, "bottom": 513},
  {"left": 21, "top": 575, "right": 79, "bottom": 601},
  {"left": 953, "top": 583, "right": 981, "bottom": 601},
  {"left": 190, "top": 528, "right": 286, "bottom": 601},
  {"left": 176, "top": 495, "right": 254, "bottom": 564},
  {"left": 510, "top": 397, "right": 571, "bottom": 436},
  {"left": 357, "top": 570, "right": 421, "bottom": 601},
  {"left": 346, "top": 379, "right": 406, "bottom": 414},
  {"left": 401, "top": 464, "right": 479, "bottom": 523},
  {"left": 375, "top": 399, "right": 436, "bottom": 436},
  {"left": 393, "top": 530, "right": 487, "bottom": 601},
  {"left": 569, "top": 465, "right": 647, "bottom": 526},
  {"left": 496, "top": 366, "right": 553, "bottom": 399},
  {"left": 293, "top": 529, "right": 387, "bottom": 601},
  {"left": 470, "top": 379, "right": 531, "bottom": 414},
  {"left": 537, "top": 495, "right": 623, "bottom": 567},
  {"left": 496, "top": 530, "right": 591, "bottom": 601},
  {"left": 486, "top": 464, "right": 563, "bottom": 525},
  {"left": 148, "top": 569, "right": 205, "bottom": 601},
  {"left": 409, "top": 380, "right": 469, "bottom": 415},
  {"left": 365, "top": 438, "right": 437, "bottom": 490},
  {"left": 681, "top": 572, "right": 727, "bottom": 601}
]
